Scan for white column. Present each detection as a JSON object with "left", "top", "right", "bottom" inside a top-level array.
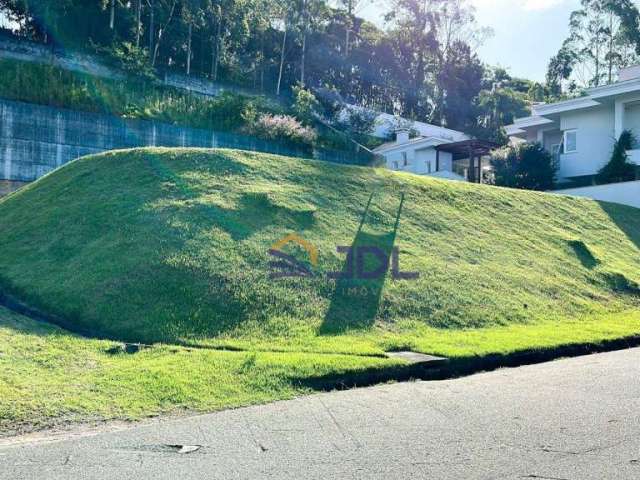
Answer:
[
  {"left": 615, "top": 99, "right": 625, "bottom": 140},
  {"left": 536, "top": 128, "right": 545, "bottom": 144}
]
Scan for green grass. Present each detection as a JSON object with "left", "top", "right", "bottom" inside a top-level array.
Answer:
[
  {"left": 0, "top": 306, "right": 402, "bottom": 436},
  {"left": 1, "top": 147, "right": 640, "bottom": 433}
]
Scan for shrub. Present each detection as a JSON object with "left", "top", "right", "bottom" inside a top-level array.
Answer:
[
  {"left": 247, "top": 114, "right": 318, "bottom": 146},
  {"left": 292, "top": 86, "right": 320, "bottom": 125},
  {"left": 338, "top": 108, "right": 378, "bottom": 136},
  {"left": 597, "top": 130, "right": 638, "bottom": 184},
  {"left": 99, "top": 42, "right": 156, "bottom": 81},
  {"left": 490, "top": 142, "right": 557, "bottom": 191}
]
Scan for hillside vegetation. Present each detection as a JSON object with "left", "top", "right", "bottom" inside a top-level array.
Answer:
[
  {"left": 1, "top": 149, "right": 640, "bottom": 358},
  {"left": 0, "top": 58, "right": 379, "bottom": 157}
]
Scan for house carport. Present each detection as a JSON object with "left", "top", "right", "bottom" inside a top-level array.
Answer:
[{"left": 435, "top": 140, "right": 499, "bottom": 183}]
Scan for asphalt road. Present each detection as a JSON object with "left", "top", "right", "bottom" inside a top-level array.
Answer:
[{"left": 2, "top": 348, "right": 640, "bottom": 479}]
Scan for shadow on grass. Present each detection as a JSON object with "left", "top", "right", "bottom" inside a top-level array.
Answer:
[
  {"left": 187, "top": 192, "right": 316, "bottom": 242},
  {"left": 567, "top": 240, "right": 599, "bottom": 269},
  {"left": 599, "top": 201, "right": 640, "bottom": 251},
  {"left": 319, "top": 193, "right": 404, "bottom": 335}
]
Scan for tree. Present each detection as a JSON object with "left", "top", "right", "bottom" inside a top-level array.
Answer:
[
  {"left": 547, "top": 0, "right": 640, "bottom": 90},
  {"left": 0, "top": 0, "right": 528, "bottom": 142},
  {"left": 490, "top": 142, "right": 557, "bottom": 191},
  {"left": 135, "top": 0, "right": 143, "bottom": 47},
  {"left": 181, "top": 0, "right": 205, "bottom": 75},
  {"left": 151, "top": 0, "right": 178, "bottom": 67},
  {"left": 384, "top": 0, "right": 440, "bottom": 119},
  {"left": 295, "top": 0, "right": 326, "bottom": 86},
  {"left": 472, "top": 68, "right": 530, "bottom": 145},
  {"left": 335, "top": 0, "right": 369, "bottom": 55},
  {"left": 597, "top": 130, "right": 638, "bottom": 184},
  {"left": 435, "top": 40, "right": 483, "bottom": 131},
  {"left": 275, "top": 1, "right": 291, "bottom": 95}
]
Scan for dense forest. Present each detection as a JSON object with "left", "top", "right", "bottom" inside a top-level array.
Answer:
[{"left": 2, "top": 0, "right": 640, "bottom": 142}]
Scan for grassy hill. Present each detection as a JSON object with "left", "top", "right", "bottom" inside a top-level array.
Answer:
[
  {"left": 0, "top": 304, "right": 402, "bottom": 436},
  {"left": 1, "top": 148, "right": 640, "bottom": 359}
]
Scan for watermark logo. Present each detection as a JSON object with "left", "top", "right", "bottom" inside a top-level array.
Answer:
[
  {"left": 268, "top": 234, "right": 319, "bottom": 278},
  {"left": 269, "top": 234, "right": 419, "bottom": 281}
]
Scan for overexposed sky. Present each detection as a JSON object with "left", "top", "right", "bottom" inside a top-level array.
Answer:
[{"left": 361, "top": 0, "right": 581, "bottom": 81}]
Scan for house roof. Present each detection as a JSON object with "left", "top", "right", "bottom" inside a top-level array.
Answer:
[
  {"left": 505, "top": 75, "right": 640, "bottom": 136},
  {"left": 373, "top": 136, "right": 455, "bottom": 154},
  {"left": 373, "top": 112, "right": 470, "bottom": 142},
  {"left": 532, "top": 97, "right": 601, "bottom": 117},
  {"left": 586, "top": 76, "right": 640, "bottom": 99},
  {"left": 435, "top": 140, "right": 501, "bottom": 160}
]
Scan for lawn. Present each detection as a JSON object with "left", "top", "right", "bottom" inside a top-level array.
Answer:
[
  {"left": 1, "top": 148, "right": 640, "bottom": 433},
  {"left": 0, "top": 306, "right": 404, "bottom": 437}
]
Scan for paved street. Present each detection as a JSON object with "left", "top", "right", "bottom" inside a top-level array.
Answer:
[{"left": 2, "top": 348, "right": 639, "bottom": 479}]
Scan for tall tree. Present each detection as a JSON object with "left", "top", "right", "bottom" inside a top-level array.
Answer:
[
  {"left": 547, "top": 0, "right": 640, "bottom": 90},
  {"left": 182, "top": 0, "right": 204, "bottom": 75},
  {"left": 135, "top": 0, "right": 143, "bottom": 47},
  {"left": 384, "top": 0, "right": 439, "bottom": 119},
  {"left": 436, "top": 41, "right": 483, "bottom": 131},
  {"left": 151, "top": 0, "right": 178, "bottom": 66}
]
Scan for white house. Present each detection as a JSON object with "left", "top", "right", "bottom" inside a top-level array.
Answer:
[
  {"left": 339, "top": 105, "right": 482, "bottom": 181},
  {"left": 505, "top": 65, "right": 640, "bottom": 185},
  {"left": 373, "top": 125, "right": 499, "bottom": 183}
]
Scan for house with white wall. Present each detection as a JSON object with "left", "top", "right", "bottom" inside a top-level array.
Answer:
[
  {"left": 505, "top": 65, "right": 640, "bottom": 186},
  {"left": 373, "top": 125, "right": 498, "bottom": 183},
  {"left": 341, "top": 105, "right": 484, "bottom": 181},
  {"left": 373, "top": 128, "right": 465, "bottom": 180}
]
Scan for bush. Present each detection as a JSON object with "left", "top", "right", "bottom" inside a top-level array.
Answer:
[
  {"left": 597, "top": 130, "right": 638, "bottom": 184},
  {"left": 490, "top": 142, "right": 557, "bottom": 191},
  {"left": 292, "top": 86, "right": 320, "bottom": 125},
  {"left": 338, "top": 108, "right": 378, "bottom": 136},
  {"left": 0, "top": 58, "right": 284, "bottom": 133},
  {"left": 99, "top": 42, "right": 156, "bottom": 81},
  {"left": 246, "top": 114, "right": 317, "bottom": 146}
]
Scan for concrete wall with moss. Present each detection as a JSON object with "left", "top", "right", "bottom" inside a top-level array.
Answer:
[{"left": 0, "top": 98, "right": 370, "bottom": 183}]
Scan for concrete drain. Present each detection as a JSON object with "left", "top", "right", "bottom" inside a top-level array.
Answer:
[{"left": 386, "top": 351, "right": 449, "bottom": 367}]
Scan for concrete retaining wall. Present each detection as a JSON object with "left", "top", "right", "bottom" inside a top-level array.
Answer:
[
  {"left": 0, "top": 98, "right": 368, "bottom": 183},
  {"left": 553, "top": 181, "right": 640, "bottom": 209},
  {"left": 0, "top": 98, "right": 315, "bottom": 182}
]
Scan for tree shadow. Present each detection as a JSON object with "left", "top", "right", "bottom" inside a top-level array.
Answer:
[
  {"left": 320, "top": 193, "right": 405, "bottom": 335},
  {"left": 176, "top": 192, "right": 316, "bottom": 242},
  {"left": 567, "top": 240, "right": 599, "bottom": 269}
]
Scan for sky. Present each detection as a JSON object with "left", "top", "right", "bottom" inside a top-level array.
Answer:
[
  {"left": 0, "top": 0, "right": 579, "bottom": 82},
  {"left": 360, "top": 0, "right": 582, "bottom": 82}
]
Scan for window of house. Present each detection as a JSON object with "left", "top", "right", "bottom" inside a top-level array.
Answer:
[
  {"left": 402, "top": 152, "right": 408, "bottom": 166},
  {"left": 392, "top": 161, "right": 399, "bottom": 170},
  {"left": 426, "top": 161, "right": 432, "bottom": 173},
  {"left": 564, "top": 130, "right": 577, "bottom": 154}
]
